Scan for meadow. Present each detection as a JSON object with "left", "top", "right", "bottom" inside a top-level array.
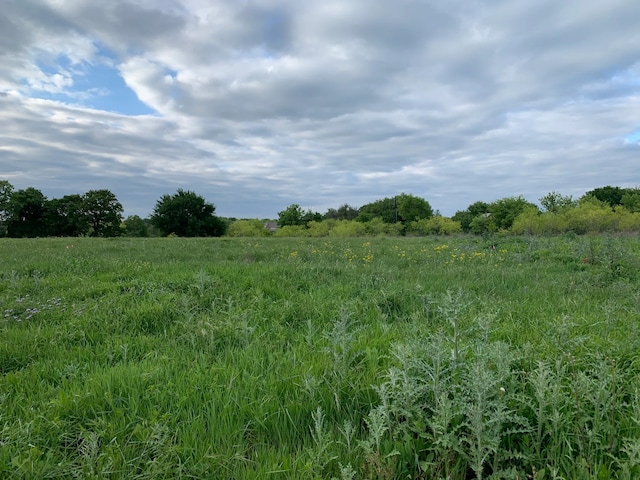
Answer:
[{"left": 1, "top": 234, "right": 639, "bottom": 479}]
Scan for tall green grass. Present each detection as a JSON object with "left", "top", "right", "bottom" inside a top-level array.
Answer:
[{"left": 1, "top": 234, "right": 639, "bottom": 478}]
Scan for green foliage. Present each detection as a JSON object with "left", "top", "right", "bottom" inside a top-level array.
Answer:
[
  {"left": 151, "top": 189, "right": 225, "bottom": 237},
  {"left": 46, "top": 194, "right": 89, "bottom": 237},
  {"left": 469, "top": 213, "right": 492, "bottom": 234},
  {"left": 278, "top": 204, "right": 321, "bottom": 227},
  {"left": 273, "top": 224, "right": 309, "bottom": 236},
  {"left": 489, "top": 195, "right": 539, "bottom": 231},
  {"left": 123, "top": 215, "right": 149, "bottom": 237},
  {"left": 539, "top": 191, "right": 576, "bottom": 213},
  {"left": 330, "top": 219, "right": 367, "bottom": 237},
  {"left": 357, "top": 197, "right": 396, "bottom": 223},
  {"left": 453, "top": 201, "right": 490, "bottom": 232},
  {"left": 621, "top": 189, "right": 640, "bottom": 213},
  {"left": 513, "top": 201, "right": 640, "bottom": 235},
  {"left": 363, "top": 217, "right": 402, "bottom": 236},
  {"left": 278, "top": 204, "right": 303, "bottom": 226},
  {"left": 410, "top": 216, "right": 462, "bottom": 235},
  {"left": 83, "top": 189, "right": 124, "bottom": 237},
  {"left": 584, "top": 185, "right": 626, "bottom": 207},
  {"left": 357, "top": 193, "right": 433, "bottom": 226},
  {"left": 227, "top": 219, "right": 271, "bottom": 237},
  {"left": 307, "top": 220, "right": 333, "bottom": 237},
  {"left": 6, "top": 187, "right": 48, "bottom": 237},
  {"left": 324, "top": 204, "right": 359, "bottom": 221},
  {"left": 0, "top": 180, "right": 14, "bottom": 236},
  {"left": 396, "top": 192, "right": 433, "bottom": 222}
]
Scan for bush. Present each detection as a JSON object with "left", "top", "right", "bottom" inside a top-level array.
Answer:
[
  {"left": 227, "top": 219, "right": 271, "bottom": 237},
  {"left": 410, "top": 216, "right": 462, "bottom": 235}
]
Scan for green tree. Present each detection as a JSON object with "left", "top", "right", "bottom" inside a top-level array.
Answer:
[
  {"left": 301, "top": 209, "right": 322, "bottom": 225},
  {"left": 123, "top": 215, "right": 149, "bottom": 237},
  {"left": 621, "top": 189, "right": 640, "bottom": 213},
  {"left": 539, "top": 191, "right": 576, "bottom": 213},
  {"left": 452, "top": 201, "right": 490, "bottom": 232},
  {"left": 278, "top": 204, "right": 304, "bottom": 226},
  {"left": 357, "top": 197, "right": 396, "bottom": 223},
  {"left": 46, "top": 194, "right": 88, "bottom": 237},
  {"left": 583, "top": 186, "right": 625, "bottom": 208},
  {"left": 151, "top": 189, "right": 225, "bottom": 237},
  {"left": 489, "top": 196, "right": 538, "bottom": 231},
  {"left": 357, "top": 193, "right": 432, "bottom": 225},
  {"left": 83, "top": 190, "right": 124, "bottom": 237},
  {"left": 324, "top": 204, "right": 359, "bottom": 220},
  {"left": 396, "top": 193, "right": 433, "bottom": 222},
  {"left": 6, "top": 187, "right": 48, "bottom": 238},
  {"left": 0, "top": 180, "right": 14, "bottom": 237}
]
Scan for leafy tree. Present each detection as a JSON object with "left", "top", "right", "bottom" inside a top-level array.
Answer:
[
  {"left": 452, "top": 201, "right": 490, "bottom": 232},
  {"left": 278, "top": 204, "right": 304, "bottom": 226},
  {"left": 276, "top": 204, "right": 320, "bottom": 227},
  {"left": 583, "top": 186, "right": 626, "bottom": 208},
  {"left": 6, "top": 187, "right": 48, "bottom": 237},
  {"left": 46, "top": 194, "right": 88, "bottom": 237},
  {"left": 469, "top": 214, "right": 492, "bottom": 235},
  {"left": 396, "top": 193, "right": 433, "bottom": 222},
  {"left": 621, "top": 189, "right": 640, "bottom": 213},
  {"left": 489, "top": 196, "right": 538, "bottom": 231},
  {"left": 539, "top": 191, "right": 576, "bottom": 213},
  {"left": 151, "top": 189, "right": 225, "bottom": 237},
  {"left": 357, "top": 197, "right": 396, "bottom": 223},
  {"left": 0, "top": 180, "right": 14, "bottom": 237},
  {"left": 123, "top": 215, "right": 149, "bottom": 237},
  {"left": 301, "top": 209, "right": 322, "bottom": 225},
  {"left": 324, "top": 204, "right": 359, "bottom": 220},
  {"left": 357, "top": 193, "right": 432, "bottom": 225},
  {"left": 83, "top": 189, "right": 124, "bottom": 237}
]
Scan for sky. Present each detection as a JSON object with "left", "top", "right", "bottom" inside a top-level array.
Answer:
[{"left": 1, "top": 0, "right": 639, "bottom": 219}]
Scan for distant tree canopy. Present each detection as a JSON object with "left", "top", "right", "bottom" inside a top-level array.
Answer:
[
  {"left": 539, "top": 191, "right": 576, "bottom": 213},
  {"left": 357, "top": 193, "right": 433, "bottom": 224},
  {"left": 46, "top": 194, "right": 89, "bottom": 237},
  {"left": 151, "top": 189, "right": 226, "bottom": 237},
  {"left": 6, "top": 187, "right": 48, "bottom": 238},
  {"left": 123, "top": 215, "right": 149, "bottom": 237},
  {"left": 581, "top": 186, "right": 640, "bottom": 212},
  {"left": 452, "top": 201, "right": 490, "bottom": 233},
  {"left": 83, "top": 189, "right": 124, "bottom": 237},
  {"left": 453, "top": 197, "right": 537, "bottom": 234},
  {"left": 0, "top": 183, "right": 124, "bottom": 238},
  {"left": 584, "top": 186, "right": 626, "bottom": 207},
  {"left": 277, "top": 204, "right": 322, "bottom": 227},
  {"left": 323, "top": 204, "right": 359, "bottom": 221},
  {"left": 1, "top": 179, "right": 638, "bottom": 238}
]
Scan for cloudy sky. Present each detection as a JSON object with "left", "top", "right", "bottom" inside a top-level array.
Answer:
[{"left": 1, "top": 0, "right": 639, "bottom": 219}]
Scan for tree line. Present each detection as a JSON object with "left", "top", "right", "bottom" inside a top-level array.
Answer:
[
  {"left": 0, "top": 182, "right": 224, "bottom": 238},
  {"left": 1, "top": 179, "right": 639, "bottom": 238}
]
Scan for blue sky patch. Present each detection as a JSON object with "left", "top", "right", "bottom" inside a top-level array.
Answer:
[
  {"left": 625, "top": 130, "right": 640, "bottom": 144},
  {"left": 27, "top": 49, "right": 155, "bottom": 116}
]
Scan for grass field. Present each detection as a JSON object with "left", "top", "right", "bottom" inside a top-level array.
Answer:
[{"left": 1, "top": 234, "right": 639, "bottom": 479}]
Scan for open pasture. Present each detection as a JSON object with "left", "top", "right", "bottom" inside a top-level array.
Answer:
[{"left": 1, "top": 235, "right": 639, "bottom": 479}]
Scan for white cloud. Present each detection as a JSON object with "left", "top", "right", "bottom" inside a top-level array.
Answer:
[{"left": 0, "top": 0, "right": 639, "bottom": 219}]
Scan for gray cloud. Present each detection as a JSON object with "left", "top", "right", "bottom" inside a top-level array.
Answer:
[{"left": 0, "top": 0, "right": 639, "bottom": 220}]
